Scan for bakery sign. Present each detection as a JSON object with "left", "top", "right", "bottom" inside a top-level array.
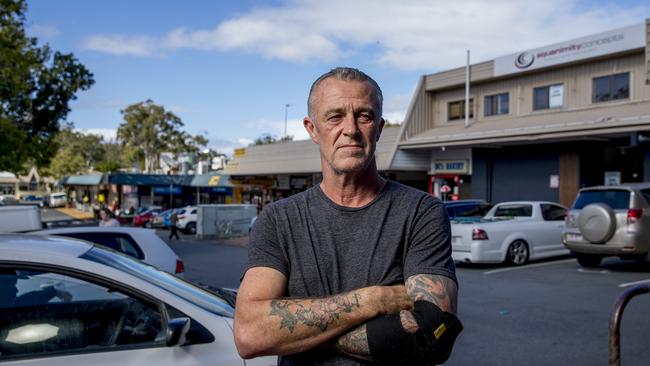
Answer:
[
  {"left": 494, "top": 23, "right": 645, "bottom": 77},
  {"left": 432, "top": 160, "right": 469, "bottom": 174}
]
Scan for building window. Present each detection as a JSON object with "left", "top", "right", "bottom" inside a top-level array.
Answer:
[
  {"left": 484, "top": 93, "right": 509, "bottom": 116},
  {"left": 592, "top": 72, "right": 629, "bottom": 103},
  {"left": 448, "top": 99, "right": 473, "bottom": 121},
  {"left": 533, "top": 84, "right": 564, "bottom": 110}
]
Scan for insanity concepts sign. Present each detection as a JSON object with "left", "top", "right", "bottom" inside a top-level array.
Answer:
[{"left": 494, "top": 23, "right": 645, "bottom": 77}]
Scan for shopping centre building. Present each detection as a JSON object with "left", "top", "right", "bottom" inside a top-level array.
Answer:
[
  {"left": 399, "top": 19, "right": 650, "bottom": 206},
  {"left": 225, "top": 19, "right": 650, "bottom": 206}
]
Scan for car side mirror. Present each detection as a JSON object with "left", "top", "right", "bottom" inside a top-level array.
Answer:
[{"left": 166, "top": 317, "right": 190, "bottom": 347}]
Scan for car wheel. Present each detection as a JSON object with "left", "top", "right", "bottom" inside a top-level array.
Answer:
[
  {"left": 575, "top": 254, "right": 602, "bottom": 268},
  {"left": 186, "top": 222, "right": 196, "bottom": 235},
  {"left": 578, "top": 203, "right": 616, "bottom": 243},
  {"left": 506, "top": 240, "right": 529, "bottom": 266}
]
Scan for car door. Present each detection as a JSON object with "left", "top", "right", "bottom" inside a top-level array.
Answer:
[
  {"left": 538, "top": 203, "right": 568, "bottom": 256},
  {"left": 0, "top": 264, "right": 236, "bottom": 366}
]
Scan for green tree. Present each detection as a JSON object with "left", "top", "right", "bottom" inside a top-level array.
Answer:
[
  {"left": 0, "top": 0, "right": 94, "bottom": 172},
  {"left": 117, "top": 100, "right": 207, "bottom": 173},
  {"left": 252, "top": 133, "right": 293, "bottom": 145},
  {"left": 47, "top": 127, "right": 106, "bottom": 178}
]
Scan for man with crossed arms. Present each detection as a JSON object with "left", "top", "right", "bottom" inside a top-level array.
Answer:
[{"left": 234, "top": 67, "right": 462, "bottom": 365}]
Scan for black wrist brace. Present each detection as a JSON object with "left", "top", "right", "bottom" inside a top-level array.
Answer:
[
  {"left": 412, "top": 300, "right": 463, "bottom": 365},
  {"left": 366, "top": 313, "right": 417, "bottom": 365}
]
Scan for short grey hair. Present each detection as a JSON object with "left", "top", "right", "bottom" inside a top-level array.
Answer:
[{"left": 307, "top": 67, "right": 383, "bottom": 119}]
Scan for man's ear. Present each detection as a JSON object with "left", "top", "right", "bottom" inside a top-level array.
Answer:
[
  {"left": 304, "top": 117, "right": 319, "bottom": 144},
  {"left": 376, "top": 118, "right": 385, "bottom": 141}
]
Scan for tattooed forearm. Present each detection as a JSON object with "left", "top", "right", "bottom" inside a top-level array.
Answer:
[
  {"left": 335, "top": 324, "right": 373, "bottom": 361},
  {"left": 406, "top": 274, "right": 457, "bottom": 313},
  {"left": 269, "top": 292, "right": 362, "bottom": 333}
]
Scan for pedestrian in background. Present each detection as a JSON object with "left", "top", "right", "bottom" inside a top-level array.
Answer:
[
  {"left": 98, "top": 208, "right": 120, "bottom": 227},
  {"left": 168, "top": 209, "right": 179, "bottom": 240}
]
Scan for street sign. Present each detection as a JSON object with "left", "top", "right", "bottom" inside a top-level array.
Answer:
[{"left": 440, "top": 185, "right": 452, "bottom": 193}]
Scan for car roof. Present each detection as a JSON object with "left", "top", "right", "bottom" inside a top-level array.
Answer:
[
  {"left": 493, "top": 201, "right": 563, "bottom": 205},
  {"left": 0, "top": 233, "right": 93, "bottom": 261},
  {"left": 579, "top": 183, "right": 650, "bottom": 191},
  {"left": 33, "top": 226, "right": 157, "bottom": 235},
  {"left": 443, "top": 199, "right": 489, "bottom": 206}
]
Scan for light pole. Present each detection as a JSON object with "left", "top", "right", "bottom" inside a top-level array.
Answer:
[{"left": 284, "top": 103, "right": 291, "bottom": 138}]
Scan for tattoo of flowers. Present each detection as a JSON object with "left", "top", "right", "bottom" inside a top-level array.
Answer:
[{"left": 269, "top": 293, "right": 361, "bottom": 333}]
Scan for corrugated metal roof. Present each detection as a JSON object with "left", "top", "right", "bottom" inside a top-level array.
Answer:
[
  {"left": 224, "top": 127, "right": 401, "bottom": 176},
  {"left": 400, "top": 100, "right": 650, "bottom": 148},
  {"left": 65, "top": 174, "right": 104, "bottom": 185}
]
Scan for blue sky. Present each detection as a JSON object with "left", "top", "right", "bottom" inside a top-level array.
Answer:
[{"left": 25, "top": 0, "right": 649, "bottom": 155}]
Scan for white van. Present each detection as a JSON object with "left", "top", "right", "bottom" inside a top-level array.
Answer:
[
  {"left": 0, "top": 205, "right": 43, "bottom": 232},
  {"left": 48, "top": 192, "right": 67, "bottom": 208}
]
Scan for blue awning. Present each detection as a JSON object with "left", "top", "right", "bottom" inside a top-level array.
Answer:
[{"left": 108, "top": 173, "right": 193, "bottom": 186}]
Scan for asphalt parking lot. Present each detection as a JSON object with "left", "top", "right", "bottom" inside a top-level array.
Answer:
[{"left": 171, "top": 234, "right": 650, "bottom": 365}]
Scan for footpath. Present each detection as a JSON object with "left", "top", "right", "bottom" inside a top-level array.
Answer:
[{"left": 54, "top": 208, "right": 95, "bottom": 220}]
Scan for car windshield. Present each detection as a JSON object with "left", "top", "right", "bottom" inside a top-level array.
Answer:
[
  {"left": 81, "top": 247, "right": 235, "bottom": 317},
  {"left": 573, "top": 190, "right": 630, "bottom": 210}
]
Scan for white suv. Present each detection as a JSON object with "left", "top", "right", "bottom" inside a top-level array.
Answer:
[
  {"left": 177, "top": 206, "right": 198, "bottom": 234},
  {"left": 563, "top": 183, "right": 650, "bottom": 267}
]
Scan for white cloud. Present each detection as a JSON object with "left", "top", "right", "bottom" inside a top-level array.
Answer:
[
  {"left": 26, "top": 24, "right": 61, "bottom": 40},
  {"left": 81, "top": 35, "right": 157, "bottom": 56},
  {"left": 76, "top": 128, "right": 118, "bottom": 142},
  {"left": 79, "top": 0, "right": 648, "bottom": 70}
]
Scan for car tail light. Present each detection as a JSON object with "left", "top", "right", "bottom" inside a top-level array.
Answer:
[
  {"left": 472, "top": 228, "right": 489, "bottom": 240},
  {"left": 175, "top": 259, "right": 185, "bottom": 274},
  {"left": 627, "top": 208, "right": 643, "bottom": 225}
]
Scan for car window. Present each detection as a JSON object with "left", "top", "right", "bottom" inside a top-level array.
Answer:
[
  {"left": 455, "top": 204, "right": 491, "bottom": 217},
  {"left": 191, "top": 209, "right": 197, "bottom": 215},
  {"left": 0, "top": 267, "right": 164, "bottom": 360},
  {"left": 541, "top": 204, "right": 566, "bottom": 221},
  {"left": 493, "top": 204, "right": 533, "bottom": 217},
  {"left": 639, "top": 189, "right": 650, "bottom": 205},
  {"left": 54, "top": 232, "right": 144, "bottom": 260},
  {"left": 573, "top": 190, "right": 630, "bottom": 210}
]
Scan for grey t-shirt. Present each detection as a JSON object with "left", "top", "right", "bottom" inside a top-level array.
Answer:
[{"left": 246, "top": 180, "right": 456, "bottom": 365}]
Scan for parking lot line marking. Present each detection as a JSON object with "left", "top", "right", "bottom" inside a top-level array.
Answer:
[
  {"left": 618, "top": 279, "right": 650, "bottom": 288},
  {"left": 577, "top": 268, "right": 611, "bottom": 274},
  {"left": 483, "top": 259, "right": 576, "bottom": 275}
]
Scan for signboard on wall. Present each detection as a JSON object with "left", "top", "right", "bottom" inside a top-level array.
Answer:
[
  {"left": 494, "top": 23, "right": 645, "bottom": 77},
  {"left": 604, "top": 171, "right": 621, "bottom": 186},
  {"left": 549, "top": 85, "right": 564, "bottom": 108},
  {"left": 432, "top": 160, "right": 469, "bottom": 174}
]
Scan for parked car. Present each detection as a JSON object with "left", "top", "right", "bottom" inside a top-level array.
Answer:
[
  {"left": 444, "top": 199, "right": 493, "bottom": 222},
  {"left": 451, "top": 201, "right": 569, "bottom": 265},
  {"left": 177, "top": 206, "right": 198, "bottom": 234},
  {"left": 46, "top": 192, "right": 67, "bottom": 208},
  {"left": 151, "top": 209, "right": 172, "bottom": 228},
  {"left": 0, "top": 234, "right": 275, "bottom": 365},
  {"left": 32, "top": 226, "right": 184, "bottom": 277},
  {"left": 0, "top": 195, "right": 19, "bottom": 206},
  {"left": 20, "top": 194, "right": 44, "bottom": 207},
  {"left": 563, "top": 183, "right": 650, "bottom": 268},
  {"left": 134, "top": 206, "right": 163, "bottom": 228}
]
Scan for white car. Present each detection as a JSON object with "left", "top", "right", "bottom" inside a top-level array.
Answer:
[
  {"left": 451, "top": 201, "right": 569, "bottom": 265},
  {"left": 177, "top": 206, "right": 197, "bottom": 234},
  {"left": 47, "top": 192, "right": 67, "bottom": 208},
  {"left": 0, "top": 234, "right": 275, "bottom": 365},
  {"left": 33, "top": 227, "right": 185, "bottom": 278}
]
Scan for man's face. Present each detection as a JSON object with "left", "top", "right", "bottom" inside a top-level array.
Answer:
[{"left": 304, "top": 78, "right": 384, "bottom": 174}]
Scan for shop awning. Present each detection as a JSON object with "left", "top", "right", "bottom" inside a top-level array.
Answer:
[
  {"left": 108, "top": 173, "right": 193, "bottom": 186},
  {"left": 190, "top": 173, "right": 233, "bottom": 187},
  {"left": 65, "top": 174, "right": 104, "bottom": 185}
]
